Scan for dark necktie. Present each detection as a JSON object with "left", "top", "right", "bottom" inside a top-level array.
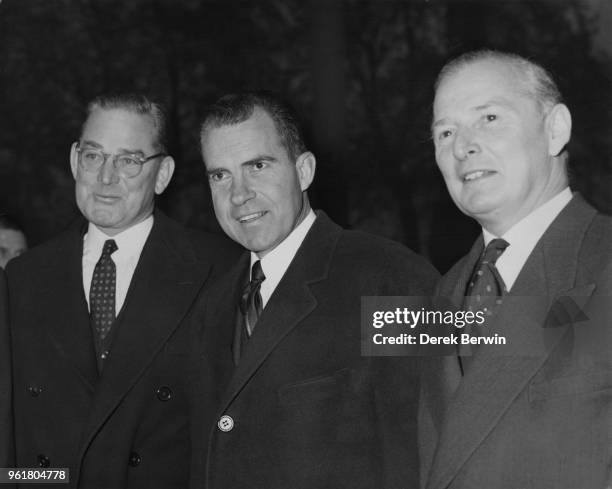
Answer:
[
  {"left": 90, "top": 239, "right": 118, "bottom": 342},
  {"left": 240, "top": 260, "right": 266, "bottom": 337},
  {"left": 459, "top": 238, "right": 509, "bottom": 372}
]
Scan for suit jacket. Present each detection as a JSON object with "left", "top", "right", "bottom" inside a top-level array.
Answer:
[
  {"left": 0, "top": 268, "right": 13, "bottom": 468},
  {"left": 191, "top": 212, "right": 440, "bottom": 489},
  {"left": 419, "top": 195, "right": 612, "bottom": 489},
  {"left": 7, "top": 211, "right": 240, "bottom": 489}
]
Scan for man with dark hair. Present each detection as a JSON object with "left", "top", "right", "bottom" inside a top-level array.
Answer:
[
  {"left": 0, "top": 214, "right": 27, "bottom": 268},
  {"left": 192, "top": 91, "right": 439, "bottom": 489},
  {"left": 7, "top": 93, "right": 239, "bottom": 488},
  {"left": 421, "top": 50, "right": 612, "bottom": 488}
]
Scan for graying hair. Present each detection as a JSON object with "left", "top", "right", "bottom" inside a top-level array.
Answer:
[
  {"left": 435, "top": 49, "right": 563, "bottom": 111},
  {"left": 83, "top": 93, "right": 168, "bottom": 153}
]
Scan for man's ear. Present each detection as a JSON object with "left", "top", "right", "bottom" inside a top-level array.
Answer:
[
  {"left": 546, "top": 103, "right": 572, "bottom": 157},
  {"left": 154, "top": 156, "right": 175, "bottom": 195},
  {"left": 69, "top": 142, "right": 79, "bottom": 180},
  {"left": 295, "top": 151, "right": 316, "bottom": 192}
]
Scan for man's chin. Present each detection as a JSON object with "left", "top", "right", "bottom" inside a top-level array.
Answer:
[
  {"left": 85, "top": 211, "right": 123, "bottom": 235},
  {"left": 244, "top": 240, "right": 269, "bottom": 255},
  {"left": 458, "top": 194, "right": 502, "bottom": 220},
  {"left": 239, "top": 236, "right": 279, "bottom": 258},
  {"left": 88, "top": 211, "right": 118, "bottom": 227}
]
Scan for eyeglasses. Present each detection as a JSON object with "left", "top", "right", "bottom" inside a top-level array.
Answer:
[{"left": 75, "top": 143, "right": 166, "bottom": 178}]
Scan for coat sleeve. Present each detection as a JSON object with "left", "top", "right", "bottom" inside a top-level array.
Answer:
[{"left": 0, "top": 268, "right": 14, "bottom": 467}]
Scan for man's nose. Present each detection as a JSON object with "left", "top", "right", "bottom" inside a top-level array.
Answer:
[
  {"left": 97, "top": 157, "right": 120, "bottom": 184},
  {"left": 230, "top": 176, "right": 255, "bottom": 206},
  {"left": 453, "top": 128, "right": 480, "bottom": 161}
]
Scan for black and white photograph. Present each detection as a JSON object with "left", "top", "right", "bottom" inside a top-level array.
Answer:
[{"left": 0, "top": 0, "right": 611, "bottom": 488}]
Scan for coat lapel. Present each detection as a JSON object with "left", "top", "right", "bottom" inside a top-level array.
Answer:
[
  {"left": 78, "top": 214, "right": 212, "bottom": 456},
  {"left": 216, "top": 213, "right": 340, "bottom": 414},
  {"left": 426, "top": 196, "right": 598, "bottom": 489},
  {"left": 229, "top": 254, "right": 251, "bottom": 366},
  {"left": 41, "top": 219, "right": 98, "bottom": 390},
  {"left": 422, "top": 237, "right": 483, "bottom": 429}
]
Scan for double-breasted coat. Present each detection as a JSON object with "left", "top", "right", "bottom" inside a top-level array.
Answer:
[{"left": 7, "top": 211, "right": 239, "bottom": 489}]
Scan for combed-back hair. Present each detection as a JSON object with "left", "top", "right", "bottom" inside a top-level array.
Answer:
[
  {"left": 83, "top": 93, "right": 168, "bottom": 153},
  {"left": 200, "top": 91, "right": 307, "bottom": 162},
  {"left": 435, "top": 49, "right": 564, "bottom": 111}
]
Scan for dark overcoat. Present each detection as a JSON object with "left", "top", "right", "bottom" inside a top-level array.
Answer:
[
  {"left": 8, "top": 211, "right": 239, "bottom": 489},
  {"left": 191, "top": 212, "right": 440, "bottom": 489}
]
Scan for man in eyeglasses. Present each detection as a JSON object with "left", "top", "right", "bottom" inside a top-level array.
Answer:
[{"left": 6, "top": 93, "right": 239, "bottom": 488}]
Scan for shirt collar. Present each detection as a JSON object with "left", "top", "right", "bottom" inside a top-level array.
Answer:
[
  {"left": 249, "top": 209, "right": 316, "bottom": 297},
  {"left": 84, "top": 215, "right": 154, "bottom": 261},
  {"left": 482, "top": 187, "right": 573, "bottom": 290}
]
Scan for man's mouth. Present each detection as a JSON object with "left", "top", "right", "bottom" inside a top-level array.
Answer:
[
  {"left": 463, "top": 170, "right": 495, "bottom": 182},
  {"left": 238, "top": 211, "right": 267, "bottom": 224},
  {"left": 94, "top": 194, "right": 120, "bottom": 202}
]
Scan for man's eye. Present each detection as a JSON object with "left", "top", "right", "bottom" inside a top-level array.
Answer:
[
  {"left": 117, "top": 156, "right": 140, "bottom": 167},
  {"left": 208, "top": 171, "right": 227, "bottom": 183},
  {"left": 485, "top": 114, "right": 497, "bottom": 122},
  {"left": 83, "top": 150, "right": 102, "bottom": 162},
  {"left": 252, "top": 161, "right": 266, "bottom": 171},
  {"left": 436, "top": 130, "right": 453, "bottom": 141}
]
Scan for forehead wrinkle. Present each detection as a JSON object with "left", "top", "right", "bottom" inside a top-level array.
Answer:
[
  {"left": 474, "top": 99, "right": 514, "bottom": 110},
  {"left": 116, "top": 146, "right": 146, "bottom": 155},
  {"left": 80, "top": 139, "right": 146, "bottom": 155},
  {"left": 434, "top": 90, "right": 523, "bottom": 121},
  {"left": 80, "top": 139, "right": 103, "bottom": 148},
  {"left": 82, "top": 108, "right": 158, "bottom": 152}
]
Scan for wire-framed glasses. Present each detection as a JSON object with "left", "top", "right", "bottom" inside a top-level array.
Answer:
[{"left": 75, "top": 143, "right": 165, "bottom": 178}]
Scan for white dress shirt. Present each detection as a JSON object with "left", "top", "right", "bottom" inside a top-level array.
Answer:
[
  {"left": 482, "top": 187, "right": 573, "bottom": 291},
  {"left": 250, "top": 210, "right": 316, "bottom": 308},
  {"left": 82, "top": 216, "right": 154, "bottom": 314}
]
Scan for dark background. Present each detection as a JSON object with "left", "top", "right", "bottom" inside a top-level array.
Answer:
[{"left": 0, "top": 0, "right": 610, "bottom": 273}]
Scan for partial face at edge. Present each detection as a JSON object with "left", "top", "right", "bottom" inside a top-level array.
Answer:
[
  {"left": 202, "top": 108, "right": 315, "bottom": 257},
  {"left": 0, "top": 229, "right": 27, "bottom": 268}
]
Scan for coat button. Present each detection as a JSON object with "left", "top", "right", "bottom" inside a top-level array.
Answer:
[
  {"left": 156, "top": 386, "right": 172, "bottom": 402},
  {"left": 217, "top": 415, "right": 234, "bottom": 432},
  {"left": 128, "top": 452, "right": 141, "bottom": 467},
  {"left": 37, "top": 454, "right": 50, "bottom": 467},
  {"left": 28, "top": 386, "right": 42, "bottom": 397}
]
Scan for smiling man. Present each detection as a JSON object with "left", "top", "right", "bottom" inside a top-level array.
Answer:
[
  {"left": 6, "top": 94, "right": 238, "bottom": 489},
  {"left": 420, "top": 50, "right": 612, "bottom": 489},
  {"left": 192, "top": 92, "right": 439, "bottom": 489}
]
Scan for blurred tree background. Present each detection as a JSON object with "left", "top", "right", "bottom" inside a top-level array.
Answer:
[{"left": 0, "top": 0, "right": 609, "bottom": 272}]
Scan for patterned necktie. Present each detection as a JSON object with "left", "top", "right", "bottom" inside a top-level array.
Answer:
[
  {"left": 464, "top": 238, "right": 509, "bottom": 311},
  {"left": 459, "top": 238, "right": 509, "bottom": 372},
  {"left": 90, "top": 239, "right": 118, "bottom": 342},
  {"left": 239, "top": 260, "right": 266, "bottom": 337}
]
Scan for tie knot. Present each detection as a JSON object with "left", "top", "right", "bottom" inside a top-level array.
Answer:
[
  {"left": 250, "top": 260, "right": 265, "bottom": 285},
  {"left": 482, "top": 238, "right": 509, "bottom": 266},
  {"left": 101, "top": 239, "right": 118, "bottom": 258}
]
